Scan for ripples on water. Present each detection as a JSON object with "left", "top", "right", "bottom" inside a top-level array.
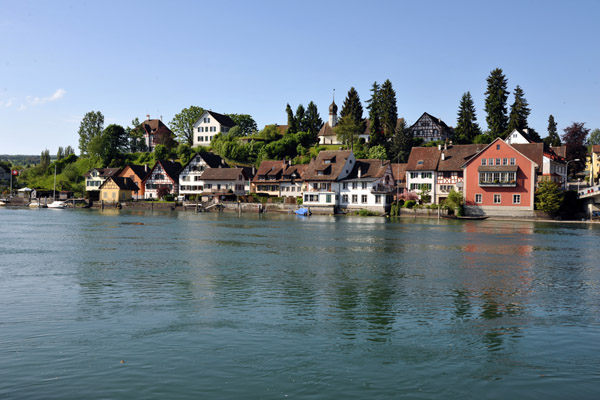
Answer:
[{"left": 1, "top": 209, "right": 599, "bottom": 399}]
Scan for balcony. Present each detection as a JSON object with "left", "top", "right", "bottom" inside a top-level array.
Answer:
[{"left": 479, "top": 180, "right": 517, "bottom": 187}]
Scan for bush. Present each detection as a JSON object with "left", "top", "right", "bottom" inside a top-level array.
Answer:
[
  {"left": 405, "top": 200, "right": 416, "bottom": 209},
  {"left": 163, "top": 194, "right": 174, "bottom": 202},
  {"left": 353, "top": 209, "right": 379, "bottom": 216}
]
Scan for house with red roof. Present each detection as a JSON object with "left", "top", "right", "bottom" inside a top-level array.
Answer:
[
  {"left": 140, "top": 116, "right": 176, "bottom": 152},
  {"left": 339, "top": 159, "right": 395, "bottom": 213},
  {"left": 143, "top": 160, "right": 182, "bottom": 199},
  {"left": 462, "top": 138, "right": 538, "bottom": 217},
  {"left": 302, "top": 150, "right": 355, "bottom": 211},
  {"left": 251, "top": 160, "right": 288, "bottom": 197},
  {"left": 192, "top": 111, "right": 236, "bottom": 147}
]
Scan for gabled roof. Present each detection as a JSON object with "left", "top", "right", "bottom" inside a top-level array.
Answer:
[
  {"left": 592, "top": 145, "right": 600, "bottom": 154},
  {"left": 199, "top": 167, "right": 247, "bottom": 181},
  {"left": 145, "top": 160, "right": 182, "bottom": 182},
  {"left": 409, "top": 112, "right": 450, "bottom": 130},
  {"left": 303, "top": 150, "right": 353, "bottom": 181},
  {"left": 252, "top": 160, "right": 287, "bottom": 182},
  {"left": 391, "top": 163, "right": 407, "bottom": 181},
  {"left": 552, "top": 145, "right": 567, "bottom": 158},
  {"left": 120, "top": 164, "right": 150, "bottom": 181},
  {"left": 512, "top": 143, "right": 545, "bottom": 168},
  {"left": 181, "top": 152, "right": 228, "bottom": 171},
  {"left": 282, "top": 164, "right": 308, "bottom": 180},
  {"left": 438, "top": 144, "right": 486, "bottom": 171},
  {"left": 318, "top": 122, "right": 336, "bottom": 137},
  {"left": 141, "top": 119, "right": 173, "bottom": 137},
  {"left": 99, "top": 176, "right": 139, "bottom": 191},
  {"left": 345, "top": 159, "right": 390, "bottom": 180},
  {"left": 461, "top": 138, "right": 539, "bottom": 169},
  {"left": 84, "top": 167, "right": 121, "bottom": 178},
  {"left": 406, "top": 147, "right": 440, "bottom": 171},
  {"left": 197, "top": 111, "right": 236, "bottom": 128}
]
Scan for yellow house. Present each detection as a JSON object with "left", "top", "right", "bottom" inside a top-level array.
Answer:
[
  {"left": 586, "top": 145, "right": 600, "bottom": 185},
  {"left": 99, "top": 177, "right": 140, "bottom": 203}
]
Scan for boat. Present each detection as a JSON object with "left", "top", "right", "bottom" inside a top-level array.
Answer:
[
  {"left": 29, "top": 201, "right": 47, "bottom": 208},
  {"left": 295, "top": 207, "right": 311, "bottom": 216},
  {"left": 0, "top": 201, "right": 6, "bottom": 206},
  {"left": 47, "top": 201, "right": 67, "bottom": 209},
  {"left": 442, "top": 214, "right": 488, "bottom": 220}
]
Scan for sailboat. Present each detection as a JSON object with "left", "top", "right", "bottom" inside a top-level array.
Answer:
[{"left": 47, "top": 165, "right": 67, "bottom": 209}]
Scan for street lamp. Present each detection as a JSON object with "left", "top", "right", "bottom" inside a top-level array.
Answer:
[{"left": 565, "top": 159, "right": 580, "bottom": 190}]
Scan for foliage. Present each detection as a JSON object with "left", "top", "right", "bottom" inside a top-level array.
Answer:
[
  {"left": 226, "top": 114, "right": 258, "bottom": 136},
  {"left": 588, "top": 128, "right": 600, "bottom": 146},
  {"left": 367, "top": 145, "right": 388, "bottom": 160},
  {"left": 420, "top": 188, "right": 431, "bottom": 204},
  {"left": 484, "top": 68, "right": 509, "bottom": 139},
  {"left": 127, "top": 117, "right": 147, "bottom": 153},
  {"left": 473, "top": 133, "right": 493, "bottom": 144},
  {"left": 169, "top": 106, "right": 204, "bottom": 145},
  {"left": 562, "top": 122, "right": 590, "bottom": 175},
  {"left": 353, "top": 209, "right": 379, "bottom": 216},
  {"left": 379, "top": 79, "right": 398, "bottom": 138},
  {"left": 390, "top": 200, "right": 403, "bottom": 216},
  {"left": 303, "top": 101, "right": 323, "bottom": 138},
  {"left": 535, "top": 180, "right": 563, "bottom": 213},
  {"left": 335, "top": 115, "right": 362, "bottom": 149},
  {"left": 56, "top": 147, "right": 64, "bottom": 161},
  {"left": 40, "top": 149, "right": 51, "bottom": 170},
  {"left": 156, "top": 186, "right": 171, "bottom": 200},
  {"left": 340, "top": 87, "right": 364, "bottom": 125},
  {"left": 400, "top": 191, "right": 419, "bottom": 201},
  {"left": 389, "top": 119, "right": 412, "bottom": 163},
  {"left": 154, "top": 144, "right": 169, "bottom": 160},
  {"left": 444, "top": 188, "right": 464, "bottom": 216},
  {"left": 455, "top": 92, "right": 481, "bottom": 143},
  {"left": 404, "top": 200, "right": 417, "bottom": 209},
  {"left": 366, "top": 81, "right": 381, "bottom": 141},
  {"left": 88, "top": 124, "right": 128, "bottom": 166},
  {"left": 506, "top": 85, "right": 530, "bottom": 134},
  {"left": 64, "top": 146, "right": 75, "bottom": 157},
  {"left": 177, "top": 143, "right": 194, "bottom": 165},
  {"left": 78, "top": 111, "right": 104, "bottom": 155},
  {"left": 543, "top": 115, "right": 561, "bottom": 147}
]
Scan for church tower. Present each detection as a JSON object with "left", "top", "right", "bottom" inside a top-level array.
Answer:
[{"left": 328, "top": 94, "right": 338, "bottom": 128}]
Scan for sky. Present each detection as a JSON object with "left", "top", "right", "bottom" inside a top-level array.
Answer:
[{"left": 1, "top": 0, "right": 599, "bottom": 155}]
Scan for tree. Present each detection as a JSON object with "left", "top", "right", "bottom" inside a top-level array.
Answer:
[
  {"left": 367, "top": 145, "right": 388, "bottom": 160},
  {"left": 366, "top": 81, "right": 384, "bottom": 146},
  {"left": 389, "top": 119, "right": 412, "bottom": 163},
  {"left": 154, "top": 144, "right": 169, "bottom": 160},
  {"left": 454, "top": 92, "right": 481, "bottom": 143},
  {"left": 379, "top": 79, "right": 398, "bottom": 138},
  {"left": 156, "top": 186, "right": 171, "bottom": 200},
  {"left": 40, "top": 149, "right": 51, "bottom": 169},
  {"left": 295, "top": 104, "right": 306, "bottom": 132},
  {"left": 484, "top": 68, "right": 509, "bottom": 139},
  {"left": 562, "top": 122, "right": 590, "bottom": 176},
  {"left": 340, "top": 87, "right": 364, "bottom": 124},
  {"left": 335, "top": 115, "right": 362, "bottom": 149},
  {"left": 444, "top": 188, "right": 464, "bottom": 216},
  {"left": 286, "top": 103, "right": 297, "bottom": 134},
  {"left": 506, "top": 85, "right": 531, "bottom": 134},
  {"left": 56, "top": 147, "right": 64, "bottom": 161},
  {"left": 169, "top": 106, "right": 204, "bottom": 146},
  {"left": 543, "top": 115, "right": 561, "bottom": 147},
  {"left": 588, "top": 128, "right": 600, "bottom": 146},
  {"left": 177, "top": 143, "right": 194, "bottom": 165},
  {"left": 304, "top": 101, "right": 323, "bottom": 138},
  {"left": 128, "top": 117, "right": 147, "bottom": 152},
  {"left": 64, "top": 146, "right": 75, "bottom": 157},
  {"left": 226, "top": 114, "right": 257, "bottom": 136},
  {"left": 535, "top": 180, "right": 563, "bottom": 213},
  {"left": 87, "top": 124, "right": 127, "bottom": 165},
  {"left": 78, "top": 111, "right": 104, "bottom": 155}
]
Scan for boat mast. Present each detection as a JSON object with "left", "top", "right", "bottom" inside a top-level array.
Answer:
[{"left": 53, "top": 164, "right": 57, "bottom": 201}]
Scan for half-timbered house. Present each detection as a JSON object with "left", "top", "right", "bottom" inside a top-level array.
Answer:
[
  {"left": 409, "top": 112, "right": 452, "bottom": 143},
  {"left": 143, "top": 160, "right": 182, "bottom": 199}
]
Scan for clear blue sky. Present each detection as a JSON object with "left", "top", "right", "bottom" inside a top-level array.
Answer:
[{"left": 1, "top": 0, "right": 598, "bottom": 155}]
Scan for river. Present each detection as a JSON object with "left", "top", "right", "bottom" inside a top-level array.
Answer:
[{"left": 1, "top": 208, "right": 599, "bottom": 399}]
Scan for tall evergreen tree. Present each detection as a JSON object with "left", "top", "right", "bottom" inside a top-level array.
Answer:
[
  {"left": 379, "top": 79, "right": 398, "bottom": 138},
  {"left": 366, "top": 82, "right": 384, "bottom": 146},
  {"left": 484, "top": 68, "right": 509, "bottom": 139},
  {"left": 390, "top": 119, "right": 412, "bottom": 163},
  {"left": 304, "top": 101, "right": 323, "bottom": 138},
  {"left": 454, "top": 92, "right": 481, "bottom": 143},
  {"left": 543, "top": 114, "right": 561, "bottom": 147},
  {"left": 339, "top": 87, "right": 363, "bottom": 123},
  {"left": 506, "top": 85, "right": 530, "bottom": 134},
  {"left": 295, "top": 104, "right": 306, "bottom": 132},
  {"left": 286, "top": 103, "right": 297, "bottom": 134}
]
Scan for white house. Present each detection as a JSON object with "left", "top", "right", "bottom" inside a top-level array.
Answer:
[
  {"left": 192, "top": 111, "right": 236, "bottom": 147},
  {"left": 405, "top": 147, "right": 440, "bottom": 203},
  {"left": 279, "top": 164, "right": 307, "bottom": 197},
  {"left": 302, "top": 150, "right": 355, "bottom": 211},
  {"left": 84, "top": 168, "right": 121, "bottom": 200},
  {"left": 339, "top": 159, "right": 395, "bottom": 213},
  {"left": 179, "top": 152, "right": 229, "bottom": 198},
  {"left": 196, "top": 168, "right": 249, "bottom": 200},
  {"left": 143, "top": 160, "right": 182, "bottom": 199}
]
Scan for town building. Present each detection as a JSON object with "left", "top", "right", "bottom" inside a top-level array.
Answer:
[
  {"left": 118, "top": 164, "right": 151, "bottom": 200},
  {"left": 143, "top": 160, "right": 182, "bottom": 199},
  {"left": 195, "top": 168, "right": 250, "bottom": 201},
  {"left": 251, "top": 160, "right": 288, "bottom": 197},
  {"left": 462, "top": 138, "right": 538, "bottom": 217},
  {"left": 390, "top": 163, "right": 407, "bottom": 198},
  {"left": 435, "top": 144, "right": 486, "bottom": 204},
  {"left": 405, "top": 147, "right": 440, "bottom": 203},
  {"left": 339, "top": 159, "right": 395, "bottom": 213},
  {"left": 192, "top": 111, "right": 236, "bottom": 147},
  {"left": 280, "top": 164, "right": 308, "bottom": 198},
  {"left": 99, "top": 176, "right": 140, "bottom": 203},
  {"left": 141, "top": 116, "right": 175, "bottom": 152},
  {"left": 409, "top": 112, "right": 452, "bottom": 143},
  {"left": 179, "top": 152, "right": 229, "bottom": 198},
  {"left": 84, "top": 168, "right": 122, "bottom": 201},
  {"left": 302, "top": 150, "right": 355, "bottom": 212}
]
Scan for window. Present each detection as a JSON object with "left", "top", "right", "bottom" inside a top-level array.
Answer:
[
  {"left": 352, "top": 195, "right": 358, "bottom": 203},
  {"left": 481, "top": 158, "right": 487, "bottom": 166},
  {"left": 342, "top": 182, "right": 348, "bottom": 189},
  {"left": 410, "top": 172, "right": 419, "bottom": 179},
  {"left": 361, "top": 195, "right": 367, "bottom": 203},
  {"left": 361, "top": 182, "right": 367, "bottom": 189},
  {"left": 489, "top": 158, "right": 494, "bottom": 165},
  {"left": 496, "top": 144, "right": 501, "bottom": 150},
  {"left": 510, "top": 158, "right": 516, "bottom": 165},
  {"left": 513, "top": 194, "right": 521, "bottom": 204},
  {"left": 375, "top": 195, "right": 381, "bottom": 204},
  {"left": 422, "top": 172, "right": 432, "bottom": 179},
  {"left": 199, "top": 136, "right": 204, "bottom": 142},
  {"left": 496, "top": 158, "right": 501, "bottom": 166},
  {"left": 342, "top": 194, "right": 348, "bottom": 203},
  {"left": 475, "top": 194, "right": 482, "bottom": 203},
  {"left": 494, "top": 194, "right": 501, "bottom": 204},
  {"left": 503, "top": 158, "right": 508, "bottom": 165},
  {"left": 326, "top": 194, "right": 332, "bottom": 203},
  {"left": 352, "top": 182, "right": 357, "bottom": 189}
]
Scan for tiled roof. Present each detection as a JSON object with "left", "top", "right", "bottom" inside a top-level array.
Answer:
[
  {"left": 512, "top": 143, "right": 544, "bottom": 168},
  {"left": 318, "top": 122, "right": 335, "bottom": 137},
  {"left": 150, "top": 160, "right": 182, "bottom": 181},
  {"left": 592, "top": 145, "right": 600, "bottom": 153},
  {"left": 120, "top": 164, "right": 150, "bottom": 181},
  {"left": 391, "top": 163, "right": 407, "bottom": 181},
  {"left": 409, "top": 112, "right": 450, "bottom": 130},
  {"left": 252, "top": 160, "right": 287, "bottom": 182},
  {"left": 303, "top": 150, "right": 353, "bottom": 181},
  {"left": 406, "top": 147, "right": 440, "bottom": 171},
  {"left": 141, "top": 119, "right": 173, "bottom": 137},
  {"left": 200, "top": 167, "right": 247, "bottom": 181},
  {"left": 84, "top": 167, "right": 122, "bottom": 178},
  {"left": 438, "top": 144, "right": 486, "bottom": 171},
  {"left": 281, "top": 164, "right": 308, "bottom": 180},
  {"left": 207, "top": 111, "right": 236, "bottom": 128},
  {"left": 346, "top": 159, "right": 389, "bottom": 180},
  {"left": 552, "top": 145, "right": 567, "bottom": 158},
  {"left": 105, "top": 176, "right": 140, "bottom": 191},
  {"left": 181, "top": 152, "right": 228, "bottom": 171}
]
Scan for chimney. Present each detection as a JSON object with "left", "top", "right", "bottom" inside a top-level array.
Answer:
[
  {"left": 441, "top": 153, "right": 445, "bottom": 161},
  {"left": 160, "top": 115, "right": 163, "bottom": 121},
  {"left": 438, "top": 144, "right": 442, "bottom": 150},
  {"left": 358, "top": 168, "right": 362, "bottom": 178},
  {"left": 144, "top": 164, "right": 148, "bottom": 172},
  {"left": 444, "top": 142, "right": 447, "bottom": 150},
  {"left": 146, "top": 114, "right": 150, "bottom": 120}
]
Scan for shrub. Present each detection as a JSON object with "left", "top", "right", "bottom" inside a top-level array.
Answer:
[
  {"left": 353, "top": 209, "right": 378, "bottom": 216},
  {"left": 405, "top": 200, "right": 416, "bottom": 209}
]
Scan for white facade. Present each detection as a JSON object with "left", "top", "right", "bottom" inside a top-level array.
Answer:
[
  {"left": 302, "top": 153, "right": 355, "bottom": 207},
  {"left": 405, "top": 170, "right": 436, "bottom": 203},
  {"left": 85, "top": 170, "right": 104, "bottom": 192},
  {"left": 145, "top": 164, "right": 178, "bottom": 199},
  {"left": 179, "top": 154, "right": 220, "bottom": 197},
  {"left": 198, "top": 178, "right": 246, "bottom": 196},
  {"left": 505, "top": 129, "right": 531, "bottom": 144},
  {"left": 280, "top": 181, "right": 303, "bottom": 197},
  {"left": 339, "top": 176, "right": 394, "bottom": 212},
  {"left": 192, "top": 111, "right": 233, "bottom": 147}
]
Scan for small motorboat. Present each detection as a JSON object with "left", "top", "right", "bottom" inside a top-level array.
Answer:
[
  {"left": 295, "top": 207, "right": 311, "bottom": 216},
  {"left": 29, "top": 201, "right": 47, "bottom": 208},
  {"left": 47, "top": 201, "right": 67, "bottom": 209}
]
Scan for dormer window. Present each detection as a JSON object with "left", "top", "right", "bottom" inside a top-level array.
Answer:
[
  {"left": 324, "top": 160, "right": 330, "bottom": 164},
  {"left": 417, "top": 160, "right": 424, "bottom": 165}
]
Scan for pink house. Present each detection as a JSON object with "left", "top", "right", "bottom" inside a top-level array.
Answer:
[{"left": 462, "top": 138, "right": 538, "bottom": 217}]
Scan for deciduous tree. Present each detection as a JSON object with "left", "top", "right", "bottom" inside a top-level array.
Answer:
[
  {"left": 484, "top": 68, "right": 509, "bottom": 139},
  {"left": 562, "top": 122, "right": 590, "bottom": 176},
  {"left": 535, "top": 180, "right": 563, "bottom": 213},
  {"left": 226, "top": 114, "right": 258, "bottom": 136},
  {"left": 169, "top": 106, "right": 204, "bottom": 146},
  {"left": 78, "top": 111, "right": 104, "bottom": 155},
  {"left": 588, "top": 128, "right": 600, "bottom": 146}
]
